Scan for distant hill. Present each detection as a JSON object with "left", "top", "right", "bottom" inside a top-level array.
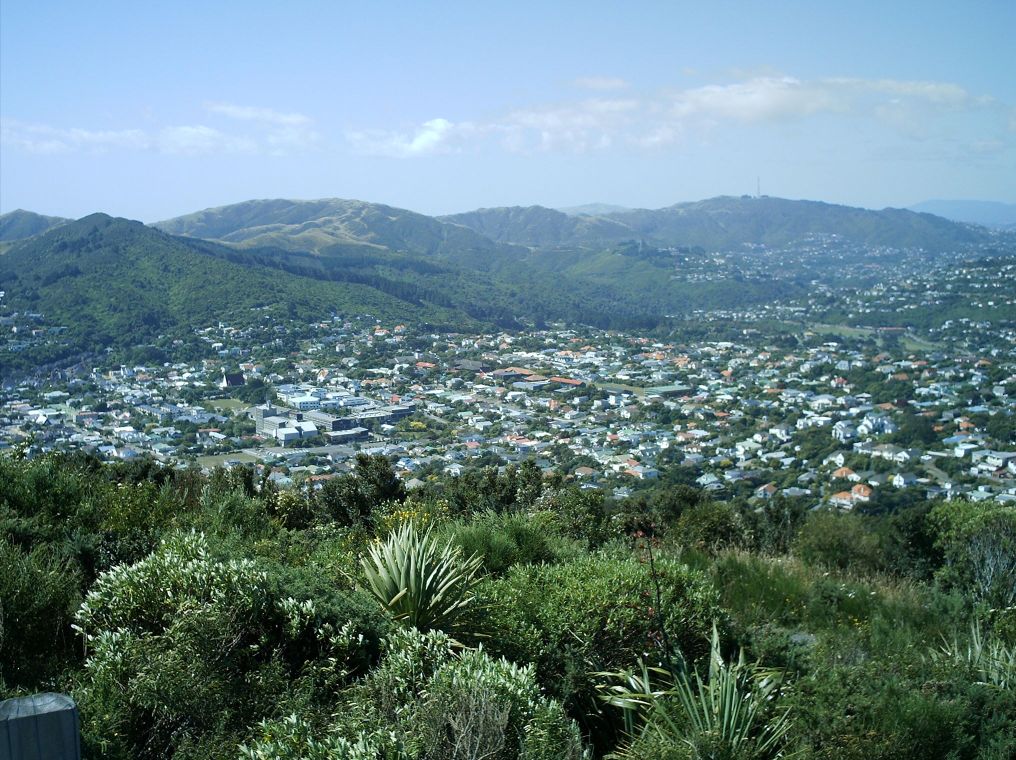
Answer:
[
  {"left": 448, "top": 196, "right": 991, "bottom": 251},
  {"left": 5, "top": 194, "right": 1008, "bottom": 376},
  {"left": 440, "top": 205, "right": 635, "bottom": 247},
  {"left": 908, "top": 200, "right": 1016, "bottom": 230},
  {"left": 155, "top": 198, "right": 519, "bottom": 265},
  {"left": 157, "top": 195, "right": 996, "bottom": 258},
  {"left": 0, "top": 209, "right": 69, "bottom": 242},
  {"left": 557, "top": 203, "right": 632, "bottom": 216},
  {"left": 0, "top": 214, "right": 477, "bottom": 374}
]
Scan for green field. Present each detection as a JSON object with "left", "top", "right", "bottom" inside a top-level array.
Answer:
[
  {"left": 203, "top": 398, "right": 247, "bottom": 412},
  {"left": 801, "top": 322, "right": 943, "bottom": 351}
]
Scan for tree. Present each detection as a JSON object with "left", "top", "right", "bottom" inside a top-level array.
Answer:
[{"left": 932, "top": 501, "right": 1016, "bottom": 609}]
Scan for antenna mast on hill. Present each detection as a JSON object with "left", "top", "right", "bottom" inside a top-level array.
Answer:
[{"left": 757, "top": 176, "right": 761, "bottom": 198}]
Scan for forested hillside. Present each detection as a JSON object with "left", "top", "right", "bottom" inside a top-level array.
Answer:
[
  {"left": 0, "top": 214, "right": 480, "bottom": 375},
  {"left": 3, "top": 196, "right": 1011, "bottom": 379},
  {"left": 159, "top": 195, "right": 995, "bottom": 253},
  {"left": 2, "top": 450, "right": 1014, "bottom": 759}
]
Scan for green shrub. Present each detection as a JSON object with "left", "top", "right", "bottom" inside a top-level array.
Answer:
[
  {"left": 479, "top": 552, "right": 723, "bottom": 752},
  {"left": 675, "top": 501, "right": 745, "bottom": 552},
  {"left": 263, "top": 628, "right": 584, "bottom": 760},
  {"left": 930, "top": 620, "right": 1016, "bottom": 690},
  {"left": 794, "top": 510, "right": 883, "bottom": 574},
  {"left": 73, "top": 532, "right": 381, "bottom": 759},
  {"left": 240, "top": 714, "right": 401, "bottom": 760},
  {"left": 0, "top": 540, "right": 82, "bottom": 690},
  {"left": 606, "top": 628, "right": 794, "bottom": 760},
  {"left": 441, "top": 510, "right": 573, "bottom": 576},
  {"left": 541, "top": 487, "right": 612, "bottom": 548},
  {"left": 930, "top": 501, "right": 1016, "bottom": 610}
]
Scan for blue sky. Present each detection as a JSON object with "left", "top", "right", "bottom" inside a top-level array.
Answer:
[{"left": 2, "top": 1, "right": 1014, "bottom": 221}]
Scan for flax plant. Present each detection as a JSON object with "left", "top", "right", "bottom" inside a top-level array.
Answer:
[
  {"left": 599, "top": 626, "right": 795, "bottom": 759},
  {"left": 930, "top": 619, "right": 1016, "bottom": 689},
  {"left": 359, "top": 522, "right": 483, "bottom": 634}
]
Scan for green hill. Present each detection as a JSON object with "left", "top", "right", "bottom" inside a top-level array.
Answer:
[
  {"left": 440, "top": 205, "right": 634, "bottom": 247},
  {"left": 155, "top": 198, "right": 520, "bottom": 265},
  {"left": 447, "top": 196, "right": 992, "bottom": 250},
  {"left": 0, "top": 214, "right": 478, "bottom": 374},
  {"left": 0, "top": 209, "right": 70, "bottom": 242},
  {"left": 4, "top": 195, "right": 1004, "bottom": 376},
  {"left": 557, "top": 203, "right": 632, "bottom": 216}
]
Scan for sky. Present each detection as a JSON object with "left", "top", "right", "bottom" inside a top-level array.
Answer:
[{"left": 1, "top": 1, "right": 1014, "bottom": 221}]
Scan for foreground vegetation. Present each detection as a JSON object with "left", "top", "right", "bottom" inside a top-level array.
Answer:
[{"left": 2, "top": 449, "right": 1015, "bottom": 758}]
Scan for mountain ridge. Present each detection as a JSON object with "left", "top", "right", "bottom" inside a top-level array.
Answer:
[
  {"left": 8, "top": 195, "right": 998, "bottom": 253},
  {"left": 447, "top": 195, "right": 993, "bottom": 251},
  {"left": 155, "top": 197, "right": 523, "bottom": 265},
  {"left": 0, "top": 209, "right": 71, "bottom": 243}
]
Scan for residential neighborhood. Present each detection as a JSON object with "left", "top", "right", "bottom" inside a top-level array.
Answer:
[{"left": 4, "top": 286, "right": 1015, "bottom": 511}]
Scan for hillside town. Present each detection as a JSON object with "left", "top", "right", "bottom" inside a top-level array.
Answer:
[{"left": 4, "top": 291, "right": 1015, "bottom": 511}]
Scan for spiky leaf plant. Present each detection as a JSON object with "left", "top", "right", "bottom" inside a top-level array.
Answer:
[
  {"left": 599, "top": 626, "right": 794, "bottom": 759},
  {"left": 930, "top": 619, "right": 1016, "bottom": 690},
  {"left": 359, "top": 522, "right": 483, "bottom": 634}
]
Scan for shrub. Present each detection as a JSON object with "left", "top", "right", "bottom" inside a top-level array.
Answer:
[
  {"left": 931, "top": 502, "right": 1016, "bottom": 610},
  {"left": 794, "top": 510, "right": 883, "bottom": 574},
  {"left": 541, "top": 487, "right": 612, "bottom": 548},
  {"left": 258, "top": 628, "right": 584, "bottom": 760},
  {"left": 440, "top": 510, "right": 571, "bottom": 576},
  {"left": 368, "top": 629, "right": 583, "bottom": 760},
  {"left": 73, "top": 532, "right": 381, "bottom": 759},
  {"left": 674, "top": 501, "right": 745, "bottom": 552},
  {"left": 930, "top": 620, "right": 1016, "bottom": 690},
  {"left": 604, "top": 627, "right": 794, "bottom": 760},
  {"left": 0, "top": 540, "right": 82, "bottom": 690},
  {"left": 479, "top": 552, "right": 723, "bottom": 752},
  {"left": 240, "top": 714, "right": 401, "bottom": 760}
]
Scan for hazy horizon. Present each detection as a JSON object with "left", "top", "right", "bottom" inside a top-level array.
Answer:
[{"left": 2, "top": 1, "right": 1014, "bottom": 221}]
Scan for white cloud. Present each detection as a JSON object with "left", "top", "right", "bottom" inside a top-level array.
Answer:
[
  {"left": 2, "top": 102, "right": 320, "bottom": 156},
  {"left": 496, "top": 99, "right": 638, "bottom": 152},
  {"left": 157, "top": 125, "right": 256, "bottom": 154},
  {"left": 0, "top": 120, "right": 148, "bottom": 153},
  {"left": 667, "top": 77, "right": 842, "bottom": 124},
  {"left": 205, "top": 102, "right": 311, "bottom": 126},
  {"left": 346, "top": 118, "right": 462, "bottom": 157},
  {"left": 834, "top": 78, "right": 984, "bottom": 107},
  {"left": 343, "top": 75, "right": 1006, "bottom": 158},
  {"left": 204, "top": 102, "right": 320, "bottom": 153},
  {"left": 573, "top": 76, "right": 629, "bottom": 91}
]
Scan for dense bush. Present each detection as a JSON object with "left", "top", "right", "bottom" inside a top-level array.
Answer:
[
  {"left": 674, "top": 501, "right": 746, "bottom": 552},
  {"left": 360, "top": 522, "right": 484, "bottom": 634},
  {"left": 607, "top": 628, "right": 794, "bottom": 760},
  {"left": 73, "top": 532, "right": 385, "bottom": 759},
  {"left": 931, "top": 500, "right": 1016, "bottom": 611},
  {"left": 242, "top": 628, "right": 585, "bottom": 759},
  {"left": 3, "top": 449, "right": 1015, "bottom": 758},
  {"left": 440, "top": 509, "right": 577, "bottom": 576},
  {"left": 794, "top": 510, "right": 884, "bottom": 574},
  {"left": 479, "top": 551, "right": 724, "bottom": 752},
  {"left": 0, "top": 540, "right": 82, "bottom": 690}
]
